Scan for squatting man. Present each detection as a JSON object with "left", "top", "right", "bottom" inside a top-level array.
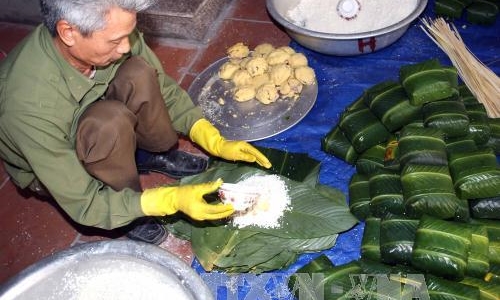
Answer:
[{"left": 0, "top": 0, "right": 272, "bottom": 244}]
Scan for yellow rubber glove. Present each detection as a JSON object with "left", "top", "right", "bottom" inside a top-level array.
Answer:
[
  {"left": 189, "top": 119, "right": 272, "bottom": 168},
  {"left": 140, "top": 179, "right": 234, "bottom": 220}
]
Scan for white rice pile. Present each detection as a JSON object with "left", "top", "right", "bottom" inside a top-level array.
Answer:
[
  {"left": 231, "top": 174, "right": 291, "bottom": 228},
  {"left": 75, "top": 269, "right": 189, "bottom": 300},
  {"left": 53, "top": 258, "right": 191, "bottom": 300},
  {"left": 287, "top": 0, "right": 418, "bottom": 34}
]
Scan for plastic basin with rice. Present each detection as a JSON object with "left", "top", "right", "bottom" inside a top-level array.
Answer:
[
  {"left": 0, "top": 240, "right": 214, "bottom": 300},
  {"left": 266, "top": 0, "right": 428, "bottom": 56}
]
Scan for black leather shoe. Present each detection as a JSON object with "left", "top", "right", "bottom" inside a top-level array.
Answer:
[
  {"left": 126, "top": 218, "right": 167, "bottom": 245},
  {"left": 136, "top": 148, "right": 208, "bottom": 178}
]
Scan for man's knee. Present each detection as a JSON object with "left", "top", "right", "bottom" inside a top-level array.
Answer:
[
  {"left": 76, "top": 100, "right": 136, "bottom": 161},
  {"left": 116, "top": 56, "right": 158, "bottom": 83},
  {"left": 79, "top": 100, "right": 136, "bottom": 130}
]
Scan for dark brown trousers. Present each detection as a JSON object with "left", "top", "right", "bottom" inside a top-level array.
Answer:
[{"left": 75, "top": 56, "right": 179, "bottom": 192}]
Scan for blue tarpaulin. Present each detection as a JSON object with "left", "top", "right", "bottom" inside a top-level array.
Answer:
[{"left": 193, "top": 1, "right": 500, "bottom": 298}]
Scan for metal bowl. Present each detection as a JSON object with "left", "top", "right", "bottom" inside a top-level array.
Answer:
[
  {"left": 266, "top": 0, "right": 428, "bottom": 56},
  {"left": 0, "top": 240, "right": 214, "bottom": 300}
]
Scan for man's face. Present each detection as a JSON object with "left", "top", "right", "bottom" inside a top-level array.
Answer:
[{"left": 69, "top": 6, "right": 137, "bottom": 67}]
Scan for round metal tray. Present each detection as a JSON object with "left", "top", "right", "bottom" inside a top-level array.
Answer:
[
  {"left": 0, "top": 240, "right": 214, "bottom": 300},
  {"left": 188, "top": 57, "right": 318, "bottom": 141}
]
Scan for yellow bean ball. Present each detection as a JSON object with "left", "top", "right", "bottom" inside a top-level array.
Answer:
[
  {"left": 232, "top": 69, "right": 253, "bottom": 87},
  {"left": 239, "top": 57, "right": 252, "bottom": 69},
  {"left": 270, "top": 64, "right": 292, "bottom": 86},
  {"left": 278, "top": 81, "right": 292, "bottom": 96},
  {"left": 227, "top": 42, "right": 250, "bottom": 59},
  {"left": 253, "top": 43, "right": 275, "bottom": 58},
  {"left": 288, "top": 78, "right": 303, "bottom": 94},
  {"left": 251, "top": 73, "right": 271, "bottom": 90},
  {"left": 256, "top": 84, "right": 279, "bottom": 104},
  {"left": 294, "top": 66, "right": 316, "bottom": 85},
  {"left": 277, "top": 46, "right": 296, "bottom": 55},
  {"left": 266, "top": 49, "right": 291, "bottom": 66},
  {"left": 218, "top": 61, "right": 240, "bottom": 80},
  {"left": 246, "top": 57, "right": 269, "bottom": 77},
  {"left": 288, "top": 53, "right": 308, "bottom": 68},
  {"left": 233, "top": 85, "right": 256, "bottom": 102}
]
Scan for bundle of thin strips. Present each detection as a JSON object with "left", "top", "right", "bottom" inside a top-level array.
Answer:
[{"left": 421, "top": 17, "right": 500, "bottom": 118}]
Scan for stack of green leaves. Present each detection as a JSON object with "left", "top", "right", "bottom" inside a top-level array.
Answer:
[
  {"left": 461, "top": 277, "right": 500, "bottom": 300},
  {"left": 449, "top": 147, "right": 500, "bottom": 199},
  {"left": 397, "top": 125, "right": 448, "bottom": 166},
  {"left": 161, "top": 148, "right": 358, "bottom": 273},
  {"left": 379, "top": 218, "right": 418, "bottom": 265},
  {"left": 423, "top": 99, "right": 470, "bottom": 138},
  {"left": 338, "top": 107, "right": 391, "bottom": 153},
  {"left": 469, "top": 196, "right": 500, "bottom": 219},
  {"left": 324, "top": 59, "right": 500, "bottom": 220},
  {"left": 436, "top": 0, "right": 474, "bottom": 19},
  {"left": 466, "top": 224, "right": 490, "bottom": 278},
  {"left": 412, "top": 215, "right": 472, "bottom": 280},
  {"left": 363, "top": 81, "right": 422, "bottom": 132},
  {"left": 355, "top": 144, "right": 386, "bottom": 174},
  {"left": 435, "top": 0, "right": 500, "bottom": 25},
  {"left": 401, "top": 163, "right": 460, "bottom": 219},
  {"left": 400, "top": 59, "right": 459, "bottom": 106},
  {"left": 360, "top": 217, "right": 382, "bottom": 262},
  {"left": 321, "top": 127, "right": 359, "bottom": 164},
  {"left": 445, "top": 135, "right": 478, "bottom": 154},
  {"left": 486, "top": 118, "right": 500, "bottom": 152},
  {"left": 356, "top": 216, "right": 500, "bottom": 298},
  {"left": 320, "top": 58, "right": 500, "bottom": 297},
  {"left": 368, "top": 169, "right": 405, "bottom": 218},
  {"left": 290, "top": 256, "right": 490, "bottom": 299},
  {"left": 472, "top": 219, "right": 500, "bottom": 266},
  {"left": 465, "top": 103, "right": 491, "bottom": 145},
  {"left": 348, "top": 174, "right": 371, "bottom": 220},
  {"left": 426, "top": 275, "right": 482, "bottom": 299}
]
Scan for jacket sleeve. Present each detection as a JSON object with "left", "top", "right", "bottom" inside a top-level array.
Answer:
[{"left": 1, "top": 111, "right": 146, "bottom": 230}]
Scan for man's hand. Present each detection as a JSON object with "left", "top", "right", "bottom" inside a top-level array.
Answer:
[
  {"left": 189, "top": 118, "right": 272, "bottom": 168},
  {"left": 140, "top": 179, "right": 234, "bottom": 220}
]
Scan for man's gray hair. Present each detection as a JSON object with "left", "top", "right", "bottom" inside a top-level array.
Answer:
[{"left": 40, "top": 0, "right": 156, "bottom": 36}]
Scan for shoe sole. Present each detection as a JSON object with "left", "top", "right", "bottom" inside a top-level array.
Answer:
[{"left": 126, "top": 225, "right": 168, "bottom": 245}]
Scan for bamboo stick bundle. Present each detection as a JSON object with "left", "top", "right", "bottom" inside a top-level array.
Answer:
[{"left": 421, "top": 17, "right": 500, "bottom": 118}]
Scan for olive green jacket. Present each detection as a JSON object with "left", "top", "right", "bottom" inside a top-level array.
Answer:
[{"left": 0, "top": 25, "right": 203, "bottom": 229}]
